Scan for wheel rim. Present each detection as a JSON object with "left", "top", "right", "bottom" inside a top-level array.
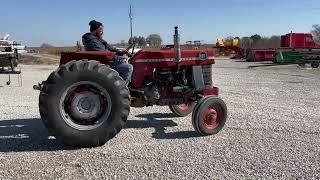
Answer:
[
  {"left": 311, "top": 62, "right": 319, "bottom": 68},
  {"left": 59, "top": 81, "right": 112, "bottom": 130},
  {"left": 202, "top": 106, "right": 221, "bottom": 129},
  {"left": 177, "top": 103, "right": 191, "bottom": 111}
]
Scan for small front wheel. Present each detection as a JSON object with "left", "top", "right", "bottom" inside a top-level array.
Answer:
[{"left": 192, "top": 96, "right": 227, "bottom": 135}]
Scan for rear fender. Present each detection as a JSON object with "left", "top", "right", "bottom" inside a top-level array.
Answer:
[{"left": 60, "top": 51, "right": 116, "bottom": 65}]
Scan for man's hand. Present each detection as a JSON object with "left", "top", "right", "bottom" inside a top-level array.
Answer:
[
  {"left": 114, "top": 55, "right": 129, "bottom": 63},
  {"left": 122, "top": 54, "right": 129, "bottom": 60}
]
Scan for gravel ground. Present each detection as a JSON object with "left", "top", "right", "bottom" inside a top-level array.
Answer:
[{"left": 0, "top": 60, "right": 319, "bottom": 180}]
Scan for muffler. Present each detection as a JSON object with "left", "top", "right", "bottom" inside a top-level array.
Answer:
[{"left": 174, "top": 26, "right": 181, "bottom": 66}]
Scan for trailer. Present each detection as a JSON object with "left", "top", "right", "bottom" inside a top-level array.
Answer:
[
  {"left": 297, "top": 49, "right": 320, "bottom": 68},
  {"left": 216, "top": 37, "right": 246, "bottom": 59},
  {"left": 246, "top": 48, "right": 276, "bottom": 62},
  {"left": 273, "top": 33, "right": 320, "bottom": 68}
]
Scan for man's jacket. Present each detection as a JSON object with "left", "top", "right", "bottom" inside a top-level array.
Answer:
[{"left": 82, "top": 33, "right": 122, "bottom": 54}]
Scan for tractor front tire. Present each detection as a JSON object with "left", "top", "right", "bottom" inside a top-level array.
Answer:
[
  {"left": 39, "top": 60, "right": 130, "bottom": 147},
  {"left": 192, "top": 96, "right": 227, "bottom": 135},
  {"left": 169, "top": 102, "right": 196, "bottom": 117}
]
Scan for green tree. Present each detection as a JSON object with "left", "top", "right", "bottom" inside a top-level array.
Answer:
[
  {"left": 250, "top": 34, "right": 261, "bottom": 42},
  {"left": 138, "top": 36, "right": 146, "bottom": 46},
  {"left": 146, "top": 34, "right": 162, "bottom": 47},
  {"left": 250, "top": 34, "right": 262, "bottom": 47}
]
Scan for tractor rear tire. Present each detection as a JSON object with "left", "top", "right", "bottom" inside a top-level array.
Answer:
[
  {"left": 192, "top": 96, "right": 227, "bottom": 135},
  {"left": 169, "top": 102, "right": 196, "bottom": 117},
  {"left": 311, "top": 62, "right": 319, "bottom": 68},
  {"left": 39, "top": 60, "right": 130, "bottom": 147}
]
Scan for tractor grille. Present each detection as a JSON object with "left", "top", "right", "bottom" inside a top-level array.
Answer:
[{"left": 202, "top": 65, "right": 213, "bottom": 88}]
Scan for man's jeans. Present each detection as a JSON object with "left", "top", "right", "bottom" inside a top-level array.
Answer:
[{"left": 111, "top": 57, "right": 133, "bottom": 85}]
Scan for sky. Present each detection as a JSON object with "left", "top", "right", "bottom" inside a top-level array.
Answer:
[{"left": 1, "top": 0, "right": 319, "bottom": 47}]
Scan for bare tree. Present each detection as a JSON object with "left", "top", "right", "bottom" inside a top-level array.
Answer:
[
  {"left": 269, "top": 36, "right": 281, "bottom": 48},
  {"left": 240, "top": 36, "right": 251, "bottom": 48},
  {"left": 311, "top": 24, "right": 320, "bottom": 41},
  {"left": 120, "top": 40, "right": 126, "bottom": 46},
  {"left": 239, "top": 35, "right": 280, "bottom": 49}
]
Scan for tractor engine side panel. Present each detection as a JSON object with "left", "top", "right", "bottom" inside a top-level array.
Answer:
[{"left": 131, "top": 50, "right": 215, "bottom": 88}]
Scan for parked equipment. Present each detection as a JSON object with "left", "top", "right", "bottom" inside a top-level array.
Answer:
[
  {"left": 34, "top": 27, "right": 228, "bottom": 147},
  {"left": 274, "top": 50, "right": 301, "bottom": 64},
  {"left": 0, "top": 35, "right": 23, "bottom": 85},
  {"left": 246, "top": 32, "right": 320, "bottom": 67},
  {"left": 274, "top": 49, "right": 320, "bottom": 68},
  {"left": 272, "top": 33, "right": 320, "bottom": 67},
  {"left": 216, "top": 37, "right": 245, "bottom": 59},
  {"left": 246, "top": 48, "right": 276, "bottom": 62},
  {"left": 281, "top": 33, "right": 320, "bottom": 48}
]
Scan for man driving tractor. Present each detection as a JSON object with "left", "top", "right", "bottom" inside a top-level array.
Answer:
[
  {"left": 82, "top": 20, "right": 133, "bottom": 84},
  {"left": 35, "top": 25, "right": 227, "bottom": 148}
]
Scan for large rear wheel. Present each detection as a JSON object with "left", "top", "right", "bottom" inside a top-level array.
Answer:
[{"left": 39, "top": 60, "right": 130, "bottom": 147}]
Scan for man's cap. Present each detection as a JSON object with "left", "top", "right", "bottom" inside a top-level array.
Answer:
[{"left": 89, "top": 20, "right": 103, "bottom": 32}]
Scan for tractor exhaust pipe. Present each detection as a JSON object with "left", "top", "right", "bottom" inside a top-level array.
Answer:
[{"left": 174, "top": 26, "right": 181, "bottom": 65}]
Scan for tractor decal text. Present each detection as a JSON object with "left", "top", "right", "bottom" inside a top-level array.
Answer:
[{"left": 135, "top": 56, "right": 215, "bottom": 63}]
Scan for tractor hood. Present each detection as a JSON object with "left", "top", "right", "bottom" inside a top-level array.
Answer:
[{"left": 131, "top": 49, "right": 215, "bottom": 64}]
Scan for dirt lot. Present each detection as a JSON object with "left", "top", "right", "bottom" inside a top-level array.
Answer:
[
  {"left": 0, "top": 59, "right": 319, "bottom": 179},
  {"left": 19, "top": 54, "right": 60, "bottom": 65}
]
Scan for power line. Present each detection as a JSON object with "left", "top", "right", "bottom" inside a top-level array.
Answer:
[{"left": 129, "top": 5, "right": 133, "bottom": 44}]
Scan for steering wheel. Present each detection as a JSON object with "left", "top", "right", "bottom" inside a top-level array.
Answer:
[{"left": 121, "top": 43, "right": 136, "bottom": 57}]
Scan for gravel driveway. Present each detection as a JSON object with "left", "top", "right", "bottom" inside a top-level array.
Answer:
[{"left": 0, "top": 60, "right": 319, "bottom": 179}]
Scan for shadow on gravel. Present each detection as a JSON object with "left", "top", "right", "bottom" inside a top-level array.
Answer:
[
  {"left": 247, "top": 63, "right": 292, "bottom": 68},
  {"left": 135, "top": 113, "right": 179, "bottom": 119},
  {"left": 0, "top": 114, "right": 202, "bottom": 152},
  {"left": 234, "top": 60, "right": 246, "bottom": 62},
  {"left": 129, "top": 113, "right": 202, "bottom": 139},
  {"left": 0, "top": 118, "right": 70, "bottom": 152}
]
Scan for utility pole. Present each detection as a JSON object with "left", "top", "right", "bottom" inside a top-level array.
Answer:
[{"left": 129, "top": 5, "right": 133, "bottom": 44}]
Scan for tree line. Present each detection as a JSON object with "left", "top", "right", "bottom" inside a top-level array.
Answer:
[
  {"left": 239, "top": 35, "right": 281, "bottom": 49},
  {"left": 127, "top": 34, "right": 162, "bottom": 47}
]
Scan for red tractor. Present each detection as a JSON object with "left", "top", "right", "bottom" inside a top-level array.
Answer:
[{"left": 34, "top": 27, "right": 227, "bottom": 147}]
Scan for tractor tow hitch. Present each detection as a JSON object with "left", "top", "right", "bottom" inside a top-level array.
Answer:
[{"left": 33, "top": 82, "right": 45, "bottom": 91}]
